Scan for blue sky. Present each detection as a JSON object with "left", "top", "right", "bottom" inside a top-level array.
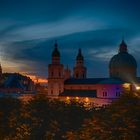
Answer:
[{"left": 0, "top": 0, "right": 140, "bottom": 79}]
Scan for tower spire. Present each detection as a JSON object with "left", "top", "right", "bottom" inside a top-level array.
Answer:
[
  {"left": 54, "top": 40, "right": 58, "bottom": 48},
  {"left": 74, "top": 48, "right": 86, "bottom": 79},
  {"left": 119, "top": 39, "right": 127, "bottom": 53}
]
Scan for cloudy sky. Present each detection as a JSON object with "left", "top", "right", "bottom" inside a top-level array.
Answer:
[{"left": 0, "top": 0, "right": 140, "bottom": 80}]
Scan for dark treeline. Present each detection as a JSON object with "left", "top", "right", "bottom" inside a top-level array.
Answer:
[{"left": 0, "top": 93, "right": 140, "bottom": 140}]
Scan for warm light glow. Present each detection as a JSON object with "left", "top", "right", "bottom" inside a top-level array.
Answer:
[
  {"left": 123, "top": 83, "right": 130, "bottom": 89},
  {"left": 75, "top": 97, "right": 79, "bottom": 100},
  {"left": 25, "top": 74, "right": 48, "bottom": 84},
  {"left": 136, "top": 86, "right": 140, "bottom": 90},
  {"left": 66, "top": 96, "right": 70, "bottom": 100},
  {"left": 85, "top": 97, "right": 89, "bottom": 102}
]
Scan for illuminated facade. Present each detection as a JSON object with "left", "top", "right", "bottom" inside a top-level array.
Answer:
[
  {"left": 48, "top": 42, "right": 64, "bottom": 96},
  {"left": 48, "top": 39, "right": 138, "bottom": 103}
]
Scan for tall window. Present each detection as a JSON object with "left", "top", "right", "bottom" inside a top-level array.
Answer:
[
  {"left": 83, "top": 74, "right": 85, "bottom": 78},
  {"left": 51, "top": 90, "right": 53, "bottom": 95},
  {"left": 59, "top": 72, "right": 61, "bottom": 77},
  {"left": 116, "top": 92, "right": 121, "bottom": 97},
  {"left": 103, "top": 92, "right": 107, "bottom": 97}
]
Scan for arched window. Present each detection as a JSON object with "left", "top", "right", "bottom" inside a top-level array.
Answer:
[
  {"left": 51, "top": 90, "right": 53, "bottom": 95},
  {"left": 83, "top": 74, "right": 85, "bottom": 78},
  {"left": 103, "top": 92, "right": 107, "bottom": 97},
  {"left": 59, "top": 72, "right": 61, "bottom": 77}
]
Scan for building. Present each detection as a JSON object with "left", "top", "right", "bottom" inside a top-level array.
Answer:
[
  {"left": 109, "top": 40, "right": 137, "bottom": 81},
  {"left": 48, "top": 42, "right": 64, "bottom": 96},
  {"left": 0, "top": 73, "right": 35, "bottom": 94},
  {"left": 48, "top": 40, "right": 139, "bottom": 106}
]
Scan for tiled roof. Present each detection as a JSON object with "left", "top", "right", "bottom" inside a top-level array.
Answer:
[
  {"left": 64, "top": 78, "right": 124, "bottom": 85},
  {"left": 60, "top": 90, "right": 97, "bottom": 97},
  {"left": 3, "top": 75, "right": 25, "bottom": 89}
]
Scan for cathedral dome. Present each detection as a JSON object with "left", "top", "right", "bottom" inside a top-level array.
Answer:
[
  {"left": 109, "top": 52, "right": 137, "bottom": 69},
  {"left": 52, "top": 42, "right": 60, "bottom": 57},
  {"left": 109, "top": 40, "right": 137, "bottom": 80}
]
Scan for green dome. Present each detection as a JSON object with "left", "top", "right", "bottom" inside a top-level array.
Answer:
[
  {"left": 109, "top": 52, "right": 137, "bottom": 69},
  {"left": 109, "top": 40, "right": 137, "bottom": 69},
  {"left": 52, "top": 43, "right": 60, "bottom": 57}
]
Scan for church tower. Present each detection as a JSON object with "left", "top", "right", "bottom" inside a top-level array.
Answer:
[
  {"left": 64, "top": 66, "right": 71, "bottom": 80},
  {"left": 73, "top": 49, "right": 87, "bottom": 79},
  {"left": 48, "top": 42, "right": 64, "bottom": 96}
]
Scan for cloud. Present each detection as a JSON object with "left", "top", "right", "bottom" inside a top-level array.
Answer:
[
  {"left": 1, "top": 27, "right": 137, "bottom": 78},
  {"left": 0, "top": 0, "right": 140, "bottom": 78}
]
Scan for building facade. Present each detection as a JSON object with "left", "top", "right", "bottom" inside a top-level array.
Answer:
[
  {"left": 48, "top": 42, "right": 64, "bottom": 96},
  {"left": 48, "top": 40, "right": 138, "bottom": 105}
]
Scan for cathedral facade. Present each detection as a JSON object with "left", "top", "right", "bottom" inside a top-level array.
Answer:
[{"left": 48, "top": 40, "right": 138, "bottom": 105}]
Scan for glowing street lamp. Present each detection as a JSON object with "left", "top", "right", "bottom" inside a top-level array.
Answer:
[{"left": 136, "top": 86, "right": 140, "bottom": 91}]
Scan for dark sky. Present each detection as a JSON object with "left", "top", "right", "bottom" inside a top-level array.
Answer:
[{"left": 0, "top": 0, "right": 140, "bottom": 79}]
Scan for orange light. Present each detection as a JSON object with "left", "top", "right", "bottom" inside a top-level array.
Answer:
[
  {"left": 136, "top": 86, "right": 140, "bottom": 90},
  {"left": 85, "top": 97, "right": 89, "bottom": 102},
  {"left": 25, "top": 74, "right": 48, "bottom": 83},
  {"left": 75, "top": 97, "right": 79, "bottom": 100},
  {"left": 66, "top": 96, "right": 70, "bottom": 100}
]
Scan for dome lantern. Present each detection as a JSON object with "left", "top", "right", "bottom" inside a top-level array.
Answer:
[
  {"left": 52, "top": 41, "right": 60, "bottom": 57},
  {"left": 76, "top": 48, "right": 84, "bottom": 61},
  {"left": 119, "top": 40, "right": 128, "bottom": 53}
]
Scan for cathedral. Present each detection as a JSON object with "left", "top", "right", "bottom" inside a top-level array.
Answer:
[{"left": 48, "top": 40, "right": 139, "bottom": 105}]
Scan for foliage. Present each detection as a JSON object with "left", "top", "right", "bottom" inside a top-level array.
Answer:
[
  {"left": 65, "top": 92, "right": 140, "bottom": 140},
  {"left": 0, "top": 92, "right": 140, "bottom": 140}
]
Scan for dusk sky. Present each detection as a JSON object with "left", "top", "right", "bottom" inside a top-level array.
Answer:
[{"left": 0, "top": 0, "right": 140, "bottom": 80}]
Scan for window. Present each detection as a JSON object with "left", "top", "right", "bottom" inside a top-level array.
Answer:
[
  {"left": 116, "top": 92, "right": 121, "bottom": 97},
  {"left": 83, "top": 74, "right": 85, "bottom": 78},
  {"left": 51, "top": 90, "right": 53, "bottom": 95},
  {"left": 59, "top": 72, "right": 61, "bottom": 77},
  {"left": 103, "top": 92, "right": 107, "bottom": 97}
]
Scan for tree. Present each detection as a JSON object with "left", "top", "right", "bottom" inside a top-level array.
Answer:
[
  {"left": 65, "top": 92, "right": 140, "bottom": 140},
  {"left": 0, "top": 97, "right": 22, "bottom": 139}
]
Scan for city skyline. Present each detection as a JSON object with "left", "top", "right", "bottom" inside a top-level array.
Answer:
[{"left": 0, "top": 0, "right": 140, "bottom": 82}]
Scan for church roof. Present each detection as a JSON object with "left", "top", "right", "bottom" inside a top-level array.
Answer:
[
  {"left": 109, "top": 52, "right": 137, "bottom": 68},
  {"left": 64, "top": 78, "right": 124, "bottom": 85},
  {"left": 60, "top": 90, "right": 97, "bottom": 97},
  {"left": 109, "top": 40, "right": 137, "bottom": 69},
  {"left": 3, "top": 74, "right": 25, "bottom": 89}
]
